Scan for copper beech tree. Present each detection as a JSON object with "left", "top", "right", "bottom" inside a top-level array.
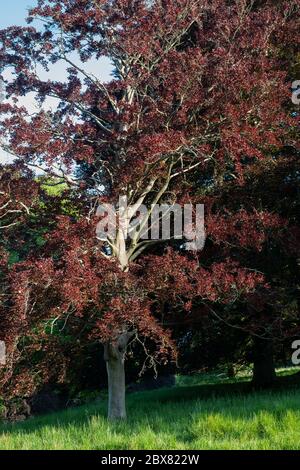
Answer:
[
  {"left": 0, "top": 0, "right": 299, "bottom": 419},
  {"left": 0, "top": 164, "right": 38, "bottom": 379}
]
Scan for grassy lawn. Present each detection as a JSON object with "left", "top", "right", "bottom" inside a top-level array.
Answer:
[{"left": 1, "top": 368, "right": 300, "bottom": 450}]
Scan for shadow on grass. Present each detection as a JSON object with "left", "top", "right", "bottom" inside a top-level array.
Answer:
[
  {"left": 130, "top": 371, "right": 300, "bottom": 405},
  {"left": 1, "top": 372, "right": 300, "bottom": 442}
]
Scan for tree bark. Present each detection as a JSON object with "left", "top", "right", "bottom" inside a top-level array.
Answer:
[
  {"left": 104, "top": 331, "right": 135, "bottom": 420},
  {"left": 252, "top": 336, "right": 276, "bottom": 388}
]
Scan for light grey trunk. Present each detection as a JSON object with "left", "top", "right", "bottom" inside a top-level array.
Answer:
[
  {"left": 106, "top": 345, "right": 126, "bottom": 420},
  {"left": 104, "top": 331, "right": 135, "bottom": 420}
]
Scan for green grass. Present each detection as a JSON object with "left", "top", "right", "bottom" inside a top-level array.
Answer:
[{"left": 1, "top": 368, "right": 300, "bottom": 450}]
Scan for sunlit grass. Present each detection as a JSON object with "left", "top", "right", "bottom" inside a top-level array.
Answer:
[{"left": 1, "top": 368, "right": 300, "bottom": 450}]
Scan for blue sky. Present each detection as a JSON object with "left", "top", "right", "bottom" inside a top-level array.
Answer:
[
  {"left": 0, "top": 1, "right": 113, "bottom": 163},
  {"left": 0, "top": 1, "right": 32, "bottom": 28},
  {"left": 0, "top": 1, "right": 34, "bottom": 162}
]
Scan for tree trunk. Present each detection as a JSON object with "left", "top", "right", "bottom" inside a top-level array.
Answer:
[
  {"left": 105, "top": 343, "right": 126, "bottom": 420},
  {"left": 252, "top": 336, "right": 276, "bottom": 388},
  {"left": 227, "top": 364, "right": 236, "bottom": 379},
  {"left": 104, "top": 331, "right": 135, "bottom": 420}
]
